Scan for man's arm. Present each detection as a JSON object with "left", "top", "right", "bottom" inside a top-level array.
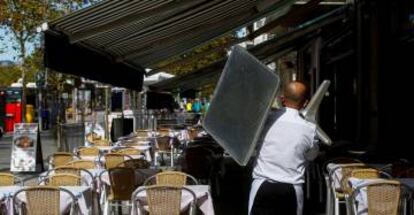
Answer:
[{"left": 304, "top": 130, "right": 320, "bottom": 161}]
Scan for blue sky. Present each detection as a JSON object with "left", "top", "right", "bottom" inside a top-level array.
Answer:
[
  {"left": 0, "top": 28, "right": 19, "bottom": 61},
  {"left": 0, "top": 28, "right": 37, "bottom": 62},
  {"left": 0, "top": 0, "right": 92, "bottom": 63}
]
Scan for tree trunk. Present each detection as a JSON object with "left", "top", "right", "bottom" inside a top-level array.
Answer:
[{"left": 19, "top": 37, "right": 27, "bottom": 123}]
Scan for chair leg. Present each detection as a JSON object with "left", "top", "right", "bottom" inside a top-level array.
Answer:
[
  {"left": 317, "top": 166, "right": 324, "bottom": 203},
  {"left": 335, "top": 198, "right": 340, "bottom": 215},
  {"left": 153, "top": 152, "right": 158, "bottom": 166},
  {"left": 117, "top": 201, "right": 122, "bottom": 215},
  {"left": 103, "top": 201, "right": 110, "bottom": 215},
  {"left": 170, "top": 148, "right": 174, "bottom": 167},
  {"left": 325, "top": 177, "right": 332, "bottom": 215}
]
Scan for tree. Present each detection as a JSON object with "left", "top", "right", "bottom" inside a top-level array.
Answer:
[
  {"left": 0, "top": 64, "right": 21, "bottom": 87},
  {"left": 0, "top": 0, "right": 99, "bottom": 121}
]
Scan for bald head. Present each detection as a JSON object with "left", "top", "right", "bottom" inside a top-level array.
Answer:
[{"left": 282, "top": 81, "right": 308, "bottom": 109}]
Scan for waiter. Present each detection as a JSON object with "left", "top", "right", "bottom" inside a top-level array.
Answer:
[{"left": 249, "top": 81, "right": 319, "bottom": 215}]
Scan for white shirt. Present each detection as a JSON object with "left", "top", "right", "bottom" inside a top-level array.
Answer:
[
  {"left": 248, "top": 108, "right": 319, "bottom": 215},
  {"left": 252, "top": 107, "right": 319, "bottom": 184}
]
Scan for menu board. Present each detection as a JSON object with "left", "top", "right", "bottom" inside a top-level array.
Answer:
[{"left": 10, "top": 123, "right": 41, "bottom": 172}]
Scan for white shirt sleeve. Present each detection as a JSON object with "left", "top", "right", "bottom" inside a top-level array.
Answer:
[{"left": 304, "top": 130, "right": 319, "bottom": 161}]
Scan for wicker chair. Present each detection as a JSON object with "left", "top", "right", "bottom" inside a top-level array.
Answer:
[
  {"left": 136, "top": 130, "right": 150, "bottom": 138},
  {"left": 351, "top": 168, "right": 380, "bottom": 178},
  {"left": 103, "top": 167, "right": 137, "bottom": 214},
  {"left": 327, "top": 163, "right": 366, "bottom": 215},
  {"left": 188, "top": 129, "right": 200, "bottom": 141},
  {"left": 124, "top": 140, "right": 145, "bottom": 147},
  {"left": 41, "top": 167, "right": 93, "bottom": 187},
  {"left": 67, "top": 160, "right": 97, "bottom": 169},
  {"left": 349, "top": 180, "right": 409, "bottom": 215},
  {"left": 113, "top": 147, "right": 143, "bottom": 156},
  {"left": 0, "top": 172, "right": 23, "bottom": 186},
  {"left": 45, "top": 173, "right": 81, "bottom": 186},
  {"left": 118, "top": 159, "right": 150, "bottom": 169},
  {"left": 102, "top": 153, "right": 133, "bottom": 169},
  {"left": 155, "top": 136, "right": 174, "bottom": 167},
  {"left": 91, "top": 139, "right": 110, "bottom": 146},
  {"left": 54, "top": 166, "right": 81, "bottom": 176},
  {"left": 158, "top": 129, "right": 170, "bottom": 137},
  {"left": 341, "top": 166, "right": 379, "bottom": 195},
  {"left": 77, "top": 146, "right": 100, "bottom": 157},
  {"left": 132, "top": 185, "right": 197, "bottom": 215},
  {"left": 49, "top": 152, "right": 74, "bottom": 168},
  {"left": 323, "top": 158, "right": 363, "bottom": 215},
  {"left": 13, "top": 186, "right": 77, "bottom": 215},
  {"left": 144, "top": 171, "right": 198, "bottom": 186}
]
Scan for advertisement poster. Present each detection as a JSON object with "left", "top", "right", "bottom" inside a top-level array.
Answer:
[{"left": 10, "top": 123, "right": 38, "bottom": 172}]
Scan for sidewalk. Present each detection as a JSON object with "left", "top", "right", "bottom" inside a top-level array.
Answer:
[{"left": 0, "top": 130, "right": 57, "bottom": 182}]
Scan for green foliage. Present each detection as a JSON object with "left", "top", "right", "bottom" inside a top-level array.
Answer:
[
  {"left": 0, "top": 65, "right": 21, "bottom": 87},
  {"left": 0, "top": 0, "right": 98, "bottom": 59},
  {"left": 0, "top": 0, "right": 100, "bottom": 89},
  {"left": 156, "top": 35, "right": 235, "bottom": 76}
]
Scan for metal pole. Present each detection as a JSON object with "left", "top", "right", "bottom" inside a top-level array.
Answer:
[
  {"left": 21, "top": 66, "right": 26, "bottom": 123},
  {"left": 38, "top": 87, "right": 42, "bottom": 131},
  {"left": 104, "top": 87, "right": 110, "bottom": 140}
]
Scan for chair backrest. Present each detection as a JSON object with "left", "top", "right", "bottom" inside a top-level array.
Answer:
[
  {"left": 0, "top": 173, "right": 23, "bottom": 186},
  {"left": 118, "top": 159, "right": 150, "bottom": 169},
  {"left": 136, "top": 130, "right": 150, "bottom": 138},
  {"left": 158, "top": 129, "right": 170, "bottom": 137},
  {"left": 341, "top": 165, "right": 368, "bottom": 194},
  {"left": 78, "top": 147, "right": 99, "bottom": 157},
  {"left": 108, "top": 167, "right": 136, "bottom": 201},
  {"left": 351, "top": 168, "right": 380, "bottom": 179},
  {"left": 188, "top": 129, "right": 199, "bottom": 141},
  {"left": 104, "top": 153, "right": 131, "bottom": 169},
  {"left": 350, "top": 180, "right": 403, "bottom": 215},
  {"left": 132, "top": 185, "right": 197, "bottom": 215},
  {"left": 42, "top": 167, "right": 93, "bottom": 187},
  {"left": 144, "top": 171, "right": 198, "bottom": 186},
  {"left": 48, "top": 173, "right": 81, "bottom": 186},
  {"left": 124, "top": 141, "right": 143, "bottom": 147},
  {"left": 54, "top": 166, "right": 81, "bottom": 176},
  {"left": 67, "top": 160, "right": 96, "bottom": 169},
  {"left": 326, "top": 163, "right": 365, "bottom": 193},
  {"left": 13, "top": 186, "right": 76, "bottom": 215},
  {"left": 113, "top": 147, "right": 142, "bottom": 156},
  {"left": 323, "top": 157, "right": 362, "bottom": 174},
  {"left": 92, "top": 139, "right": 110, "bottom": 146},
  {"left": 367, "top": 181, "right": 401, "bottom": 215},
  {"left": 50, "top": 152, "right": 74, "bottom": 168},
  {"left": 156, "top": 136, "right": 170, "bottom": 151}
]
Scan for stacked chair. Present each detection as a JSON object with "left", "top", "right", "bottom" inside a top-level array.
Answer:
[{"left": 325, "top": 157, "right": 412, "bottom": 215}]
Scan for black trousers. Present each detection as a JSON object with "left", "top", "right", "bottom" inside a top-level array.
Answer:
[{"left": 251, "top": 180, "right": 297, "bottom": 215}]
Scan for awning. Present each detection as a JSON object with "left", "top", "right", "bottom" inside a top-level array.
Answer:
[
  {"left": 44, "top": 32, "right": 144, "bottom": 91},
  {"left": 143, "top": 72, "right": 174, "bottom": 86},
  {"left": 150, "top": 6, "right": 348, "bottom": 91},
  {"left": 44, "top": 0, "right": 296, "bottom": 90}
]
